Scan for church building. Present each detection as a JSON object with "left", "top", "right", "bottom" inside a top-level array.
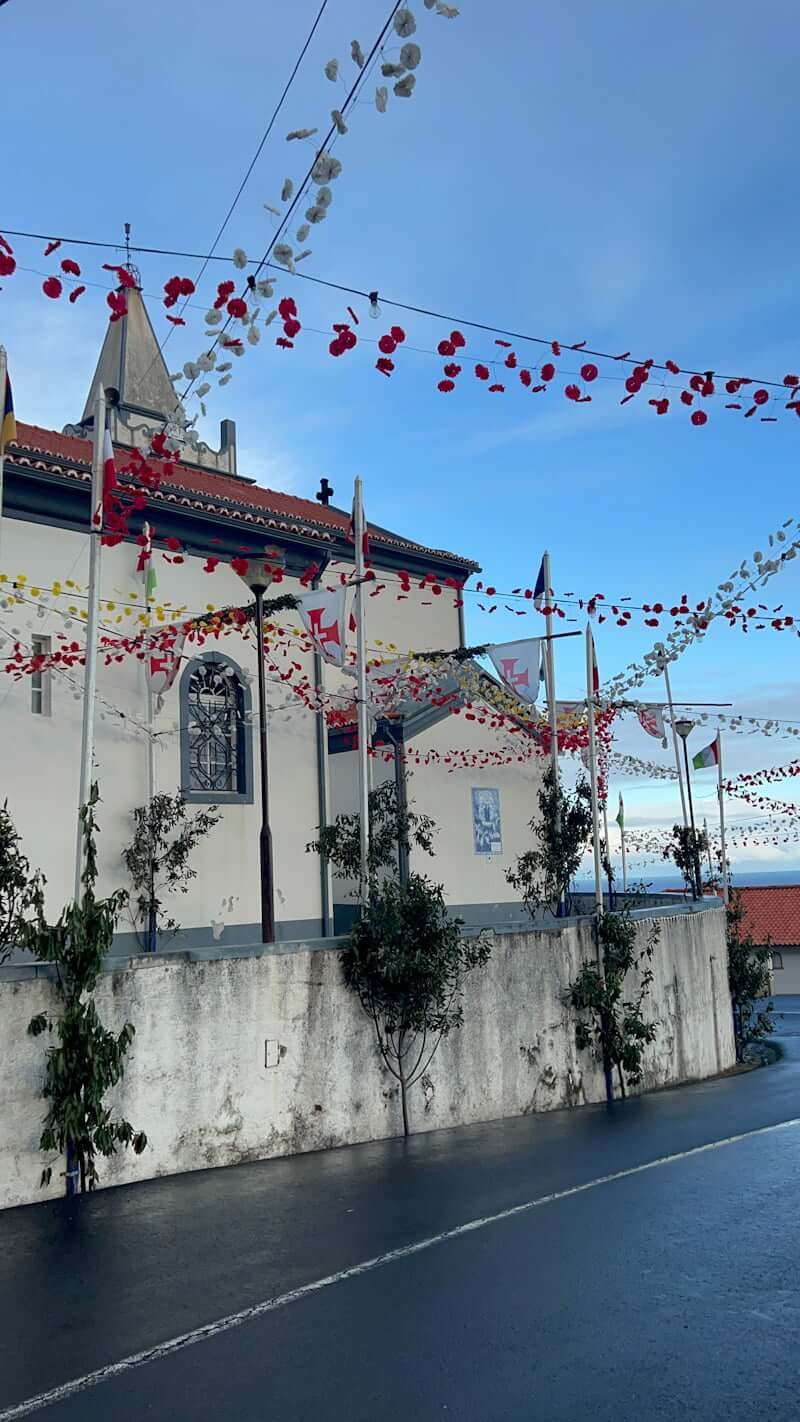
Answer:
[{"left": 0, "top": 281, "right": 542, "bottom": 949}]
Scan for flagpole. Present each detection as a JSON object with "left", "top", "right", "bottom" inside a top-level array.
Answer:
[
  {"left": 143, "top": 523, "right": 158, "bottom": 953},
  {"left": 585, "top": 624, "right": 604, "bottom": 918},
  {"left": 660, "top": 649, "right": 689, "bottom": 829},
  {"left": 74, "top": 385, "right": 107, "bottom": 901},
  {"left": 602, "top": 795, "right": 613, "bottom": 899},
  {"left": 0, "top": 345, "right": 7, "bottom": 558},
  {"left": 353, "top": 476, "right": 371, "bottom": 903},
  {"left": 542, "top": 550, "right": 560, "bottom": 795},
  {"left": 717, "top": 732, "right": 729, "bottom": 905},
  {"left": 619, "top": 801, "right": 628, "bottom": 893}
]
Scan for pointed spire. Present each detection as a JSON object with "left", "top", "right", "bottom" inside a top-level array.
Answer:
[{"left": 81, "top": 283, "right": 183, "bottom": 425}]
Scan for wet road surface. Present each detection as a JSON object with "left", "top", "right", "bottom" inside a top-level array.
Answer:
[{"left": 2, "top": 999, "right": 799, "bottom": 1420}]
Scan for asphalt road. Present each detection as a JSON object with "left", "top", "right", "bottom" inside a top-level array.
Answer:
[{"left": 2, "top": 999, "right": 800, "bottom": 1421}]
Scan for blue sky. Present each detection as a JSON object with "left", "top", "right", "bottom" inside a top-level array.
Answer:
[{"left": 2, "top": 0, "right": 799, "bottom": 870}]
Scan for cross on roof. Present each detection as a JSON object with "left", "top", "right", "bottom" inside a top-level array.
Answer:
[{"left": 316, "top": 477, "right": 334, "bottom": 508}]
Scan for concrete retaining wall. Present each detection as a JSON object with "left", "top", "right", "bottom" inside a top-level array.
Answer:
[{"left": 0, "top": 906, "right": 733, "bottom": 1210}]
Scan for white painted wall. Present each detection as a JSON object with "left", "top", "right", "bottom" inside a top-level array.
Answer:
[{"left": 0, "top": 906, "right": 733, "bottom": 1210}]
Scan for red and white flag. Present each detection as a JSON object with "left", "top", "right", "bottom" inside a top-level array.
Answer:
[
  {"left": 147, "top": 631, "right": 185, "bottom": 696},
  {"left": 296, "top": 585, "right": 347, "bottom": 667},
  {"left": 487, "top": 638, "right": 542, "bottom": 705},
  {"left": 92, "top": 423, "right": 117, "bottom": 528},
  {"left": 637, "top": 704, "right": 667, "bottom": 747}
]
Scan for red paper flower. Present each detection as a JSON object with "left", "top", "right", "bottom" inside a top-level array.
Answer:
[
  {"left": 61, "top": 258, "right": 81, "bottom": 277},
  {"left": 42, "top": 276, "right": 62, "bottom": 299},
  {"left": 44, "top": 239, "right": 62, "bottom": 257},
  {"left": 214, "top": 280, "right": 235, "bottom": 309},
  {"left": 540, "top": 362, "right": 555, "bottom": 382},
  {"left": 438, "top": 379, "right": 455, "bottom": 393},
  {"left": 564, "top": 384, "right": 581, "bottom": 401},
  {"left": 276, "top": 337, "right": 294, "bottom": 349},
  {"left": 283, "top": 317, "right": 301, "bottom": 338},
  {"left": 107, "top": 291, "right": 128, "bottom": 322},
  {"left": 665, "top": 360, "right": 680, "bottom": 375},
  {"left": 625, "top": 375, "right": 642, "bottom": 394},
  {"left": 691, "top": 409, "right": 708, "bottom": 426},
  {"left": 103, "top": 264, "right": 137, "bottom": 289},
  {"left": 680, "top": 390, "right": 694, "bottom": 406},
  {"left": 649, "top": 397, "right": 669, "bottom": 415},
  {"left": 488, "top": 383, "right": 505, "bottom": 392},
  {"left": 443, "top": 362, "right": 461, "bottom": 378},
  {"left": 0, "top": 253, "right": 15, "bottom": 277},
  {"left": 519, "top": 369, "right": 532, "bottom": 387},
  {"left": 231, "top": 557, "right": 249, "bottom": 577},
  {"left": 166, "top": 315, "right": 186, "bottom": 326},
  {"left": 551, "top": 341, "right": 561, "bottom": 356},
  {"left": 390, "top": 326, "right": 406, "bottom": 344},
  {"left": 783, "top": 374, "right": 799, "bottom": 387},
  {"left": 378, "top": 334, "right": 397, "bottom": 355},
  {"left": 69, "top": 285, "right": 86, "bottom": 304},
  {"left": 474, "top": 363, "right": 490, "bottom": 380},
  {"left": 725, "top": 379, "right": 741, "bottom": 394},
  {"left": 278, "top": 297, "right": 297, "bottom": 321},
  {"left": 450, "top": 330, "right": 466, "bottom": 349},
  {"left": 227, "top": 297, "right": 247, "bottom": 319},
  {"left": 689, "top": 374, "right": 705, "bottom": 393},
  {"left": 504, "top": 352, "right": 517, "bottom": 369},
  {"left": 376, "top": 357, "right": 394, "bottom": 376},
  {"left": 580, "top": 363, "right": 598, "bottom": 382},
  {"left": 437, "top": 339, "right": 455, "bottom": 357},
  {"left": 164, "top": 536, "right": 182, "bottom": 552},
  {"left": 753, "top": 388, "right": 769, "bottom": 405}
]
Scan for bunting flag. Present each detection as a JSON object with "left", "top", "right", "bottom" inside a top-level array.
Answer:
[
  {"left": 533, "top": 556, "right": 546, "bottom": 610},
  {"left": 637, "top": 704, "right": 668, "bottom": 747},
  {"left": 692, "top": 736, "right": 720, "bottom": 770},
  {"left": 137, "top": 522, "right": 157, "bottom": 603},
  {"left": 348, "top": 492, "right": 370, "bottom": 563},
  {"left": 616, "top": 793, "right": 624, "bottom": 829},
  {"left": 296, "top": 584, "right": 347, "bottom": 667},
  {"left": 1, "top": 368, "right": 15, "bottom": 453},
  {"left": 147, "top": 631, "right": 185, "bottom": 696},
  {"left": 487, "top": 638, "right": 542, "bottom": 705}
]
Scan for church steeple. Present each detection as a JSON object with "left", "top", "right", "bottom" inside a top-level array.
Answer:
[{"left": 65, "top": 278, "right": 238, "bottom": 477}]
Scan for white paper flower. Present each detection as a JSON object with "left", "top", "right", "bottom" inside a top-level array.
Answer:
[
  {"left": 311, "top": 152, "right": 342, "bottom": 183},
  {"left": 256, "top": 279, "right": 274, "bottom": 299},
  {"left": 295, "top": 250, "right": 312, "bottom": 263},
  {"left": 273, "top": 243, "right": 294, "bottom": 268},
  {"left": 247, "top": 325, "right": 261, "bottom": 345},
  {"left": 232, "top": 247, "right": 248, "bottom": 269},
  {"left": 233, "top": 344, "right": 245, "bottom": 358},
  {"left": 280, "top": 178, "right": 294, "bottom": 203},
  {"left": 169, "top": 371, "right": 183, "bottom": 383},
  {"left": 217, "top": 361, "right": 232, "bottom": 373},
  {"left": 351, "top": 39, "right": 365, "bottom": 67},
  {"left": 197, "top": 352, "right": 215, "bottom": 371},
  {"left": 400, "top": 41, "right": 421, "bottom": 68},
  {"left": 375, "top": 85, "right": 388, "bottom": 113},
  {"left": 331, "top": 108, "right": 348, "bottom": 135},
  {"left": 316, "top": 185, "right": 333, "bottom": 208},
  {"left": 436, "top": 3, "right": 459, "bottom": 14},
  {"left": 295, "top": 223, "right": 310, "bottom": 243},
  {"left": 324, "top": 57, "right": 339, "bottom": 81},
  {"left": 183, "top": 361, "right": 200, "bottom": 380},
  {"left": 424, "top": 0, "right": 435, "bottom": 7},
  {"left": 393, "top": 7, "right": 416, "bottom": 37},
  {"left": 381, "top": 61, "right": 405, "bottom": 76},
  {"left": 286, "top": 127, "right": 318, "bottom": 141},
  {"left": 263, "top": 203, "right": 281, "bottom": 217},
  {"left": 196, "top": 382, "right": 211, "bottom": 398},
  {"left": 264, "top": 310, "right": 278, "bottom": 326},
  {"left": 394, "top": 73, "right": 416, "bottom": 97},
  {"left": 219, "top": 374, "right": 232, "bottom": 386},
  {"left": 305, "top": 205, "right": 326, "bottom": 224}
]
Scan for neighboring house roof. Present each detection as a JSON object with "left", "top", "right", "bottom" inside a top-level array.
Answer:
[
  {"left": 738, "top": 885, "right": 800, "bottom": 947},
  {"left": 6, "top": 421, "right": 478, "bottom": 573}
]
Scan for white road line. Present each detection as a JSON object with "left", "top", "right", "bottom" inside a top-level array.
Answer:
[{"left": 3, "top": 1115, "right": 800, "bottom": 1420}]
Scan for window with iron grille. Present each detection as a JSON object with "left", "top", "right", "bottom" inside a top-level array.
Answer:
[
  {"left": 181, "top": 655, "right": 252, "bottom": 803},
  {"left": 31, "top": 635, "right": 52, "bottom": 717}
]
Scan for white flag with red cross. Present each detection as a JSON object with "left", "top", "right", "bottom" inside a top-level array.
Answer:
[
  {"left": 147, "top": 631, "right": 185, "bottom": 696},
  {"left": 487, "top": 638, "right": 542, "bottom": 705},
  {"left": 296, "top": 585, "right": 348, "bottom": 667}
]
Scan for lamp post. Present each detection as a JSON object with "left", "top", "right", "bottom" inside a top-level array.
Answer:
[
  {"left": 236, "top": 552, "right": 285, "bottom": 943},
  {"left": 674, "top": 718, "right": 703, "bottom": 900}
]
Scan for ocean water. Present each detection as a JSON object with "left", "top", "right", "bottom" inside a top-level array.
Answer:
[{"left": 573, "top": 868, "right": 800, "bottom": 891}]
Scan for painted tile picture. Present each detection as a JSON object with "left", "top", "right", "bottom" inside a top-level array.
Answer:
[{"left": 472, "top": 788, "right": 502, "bottom": 855}]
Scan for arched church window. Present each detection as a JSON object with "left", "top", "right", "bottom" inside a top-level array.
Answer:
[{"left": 180, "top": 654, "right": 253, "bottom": 804}]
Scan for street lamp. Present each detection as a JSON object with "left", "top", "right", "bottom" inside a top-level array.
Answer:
[
  {"left": 674, "top": 718, "right": 703, "bottom": 900},
  {"left": 236, "top": 551, "right": 285, "bottom": 943}
]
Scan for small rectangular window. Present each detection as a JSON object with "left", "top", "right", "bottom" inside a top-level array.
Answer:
[
  {"left": 31, "top": 635, "right": 52, "bottom": 717},
  {"left": 772, "top": 951, "right": 784, "bottom": 971}
]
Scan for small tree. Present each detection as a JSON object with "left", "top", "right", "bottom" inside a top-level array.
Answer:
[
  {"left": 663, "top": 823, "right": 707, "bottom": 896},
  {"left": 569, "top": 903, "right": 659, "bottom": 1099},
  {"left": 342, "top": 874, "right": 491, "bottom": 1135},
  {"left": 307, "top": 780, "right": 435, "bottom": 890},
  {"left": 121, "top": 792, "right": 221, "bottom": 951},
  {"left": 506, "top": 768, "right": 593, "bottom": 917},
  {"left": 26, "top": 786, "right": 147, "bottom": 1192},
  {"left": 0, "top": 801, "right": 43, "bottom": 965},
  {"left": 726, "top": 890, "right": 774, "bottom": 1060}
]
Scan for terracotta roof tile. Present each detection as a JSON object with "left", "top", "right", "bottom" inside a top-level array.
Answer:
[
  {"left": 738, "top": 885, "right": 800, "bottom": 946},
  {"left": 9, "top": 422, "right": 477, "bottom": 571}
]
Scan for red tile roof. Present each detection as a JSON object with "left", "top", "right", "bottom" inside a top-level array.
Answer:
[
  {"left": 8, "top": 422, "right": 477, "bottom": 571},
  {"left": 738, "top": 886, "right": 800, "bottom": 946}
]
